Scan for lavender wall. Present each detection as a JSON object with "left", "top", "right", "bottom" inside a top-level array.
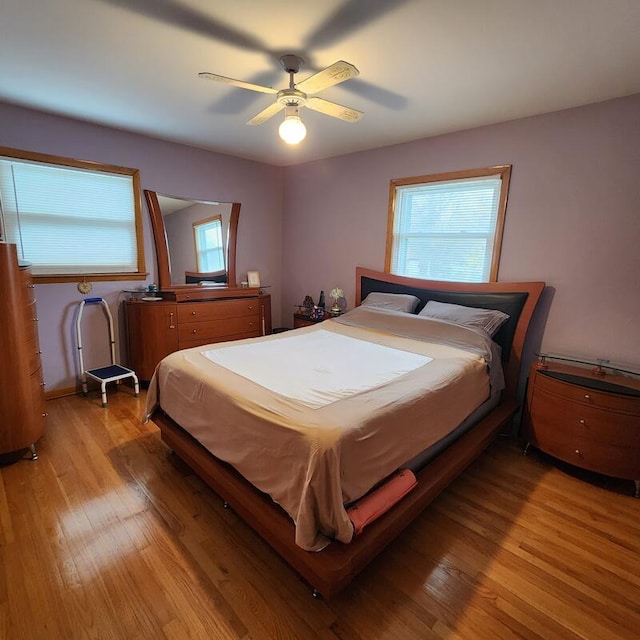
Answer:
[
  {"left": 2, "top": 94, "right": 639, "bottom": 395},
  {"left": 282, "top": 94, "right": 640, "bottom": 374},
  {"left": 0, "top": 102, "right": 283, "bottom": 393}
]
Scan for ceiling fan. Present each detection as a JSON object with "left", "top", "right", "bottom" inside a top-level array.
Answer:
[{"left": 199, "top": 55, "right": 364, "bottom": 144}]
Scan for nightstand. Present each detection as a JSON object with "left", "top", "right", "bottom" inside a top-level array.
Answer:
[{"left": 522, "top": 354, "right": 640, "bottom": 497}]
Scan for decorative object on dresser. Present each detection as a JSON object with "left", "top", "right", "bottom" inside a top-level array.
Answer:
[
  {"left": 246, "top": 270, "right": 260, "bottom": 288},
  {"left": 329, "top": 287, "right": 344, "bottom": 314},
  {"left": 522, "top": 353, "right": 640, "bottom": 497},
  {"left": 0, "top": 243, "right": 46, "bottom": 463}
]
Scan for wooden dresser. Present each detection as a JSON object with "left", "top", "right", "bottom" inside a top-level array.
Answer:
[
  {"left": 125, "top": 288, "right": 272, "bottom": 381},
  {"left": 0, "top": 243, "right": 47, "bottom": 460},
  {"left": 523, "top": 358, "right": 640, "bottom": 497}
]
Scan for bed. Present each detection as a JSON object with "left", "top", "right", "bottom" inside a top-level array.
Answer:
[{"left": 146, "top": 267, "right": 544, "bottom": 598}]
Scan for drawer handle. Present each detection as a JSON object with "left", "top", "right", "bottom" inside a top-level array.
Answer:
[
  {"left": 169, "top": 312, "right": 175, "bottom": 329},
  {"left": 579, "top": 419, "right": 585, "bottom": 424},
  {"left": 42, "top": 412, "right": 48, "bottom": 418},
  {"left": 584, "top": 394, "right": 590, "bottom": 400},
  {"left": 28, "top": 284, "right": 35, "bottom": 289},
  {"left": 575, "top": 449, "right": 580, "bottom": 455},
  {"left": 249, "top": 322, "right": 254, "bottom": 326},
  {"left": 192, "top": 329, "right": 197, "bottom": 334},
  {"left": 191, "top": 311, "right": 196, "bottom": 316},
  {"left": 248, "top": 306, "right": 253, "bottom": 311}
]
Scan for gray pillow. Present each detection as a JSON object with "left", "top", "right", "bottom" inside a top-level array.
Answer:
[
  {"left": 361, "top": 292, "right": 421, "bottom": 313},
  {"left": 418, "top": 300, "right": 509, "bottom": 337}
]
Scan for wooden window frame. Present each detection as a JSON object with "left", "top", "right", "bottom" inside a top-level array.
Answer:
[
  {"left": 0, "top": 146, "right": 146, "bottom": 283},
  {"left": 192, "top": 214, "right": 225, "bottom": 273},
  {"left": 385, "top": 165, "right": 511, "bottom": 283}
]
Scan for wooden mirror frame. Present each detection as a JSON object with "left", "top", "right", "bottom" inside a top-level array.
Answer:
[{"left": 144, "top": 190, "right": 239, "bottom": 290}]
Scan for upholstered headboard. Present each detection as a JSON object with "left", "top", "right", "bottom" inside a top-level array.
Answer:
[{"left": 355, "top": 267, "right": 544, "bottom": 397}]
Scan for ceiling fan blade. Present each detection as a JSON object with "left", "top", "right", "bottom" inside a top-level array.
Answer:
[
  {"left": 246, "top": 101, "right": 284, "bottom": 126},
  {"left": 304, "top": 0, "right": 413, "bottom": 49},
  {"left": 99, "top": 0, "right": 269, "bottom": 55},
  {"left": 306, "top": 97, "right": 363, "bottom": 122},
  {"left": 199, "top": 72, "right": 277, "bottom": 95},
  {"left": 295, "top": 61, "right": 359, "bottom": 95}
]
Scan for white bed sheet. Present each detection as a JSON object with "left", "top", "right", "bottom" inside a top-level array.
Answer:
[{"left": 203, "top": 329, "right": 432, "bottom": 408}]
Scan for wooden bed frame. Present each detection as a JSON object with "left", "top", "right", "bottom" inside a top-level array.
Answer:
[{"left": 152, "top": 267, "right": 544, "bottom": 599}]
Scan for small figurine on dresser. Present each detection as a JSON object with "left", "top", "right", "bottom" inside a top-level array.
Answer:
[
  {"left": 302, "top": 295, "right": 314, "bottom": 311},
  {"left": 309, "top": 305, "right": 325, "bottom": 321}
]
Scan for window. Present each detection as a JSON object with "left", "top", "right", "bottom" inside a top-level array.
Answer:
[
  {"left": 0, "top": 146, "right": 145, "bottom": 282},
  {"left": 386, "top": 165, "right": 511, "bottom": 283},
  {"left": 193, "top": 215, "right": 225, "bottom": 273}
]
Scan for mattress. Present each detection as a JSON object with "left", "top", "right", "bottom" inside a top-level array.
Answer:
[{"left": 145, "top": 305, "right": 504, "bottom": 551}]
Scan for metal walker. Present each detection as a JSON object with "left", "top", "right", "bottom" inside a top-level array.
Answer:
[{"left": 75, "top": 297, "right": 139, "bottom": 407}]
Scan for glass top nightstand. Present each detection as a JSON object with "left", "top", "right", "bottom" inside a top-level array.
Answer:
[{"left": 536, "top": 353, "right": 640, "bottom": 378}]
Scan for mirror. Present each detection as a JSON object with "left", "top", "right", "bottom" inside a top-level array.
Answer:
[{"left": 145, "top": 190, "right": 239, "bottom": 289}]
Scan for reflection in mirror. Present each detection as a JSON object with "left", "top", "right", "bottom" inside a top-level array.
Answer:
[
  {"left": 161, "top": 197, "right": 230, "bottom": 284},
  {"left": 144, "top": 190, "right": 239, "bottom": 289}
]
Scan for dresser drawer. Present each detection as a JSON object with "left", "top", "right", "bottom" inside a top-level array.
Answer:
[
  {"left": 26, "top": 334, "right": 42, "bottom": 374},
  {"left": 179, "top": 331, "right": 260, "bottom": 350},
  {"left": 20, "top": 269, "right": 36, "bottom": 302},
  {"left": 178, "top": 316, "right": 260, "bottom": 342},
  {"left": 177, "top": 298, "right": 259, "bottom": 323},
  {"left": 23, "top": 297, "right": 38, "bottom": 323},
  {"left": 26, "top": 367, "right": 47, "bottom": 441},
  {"left": 530, "top": 391, "right": 640, "bottom": 449},
  {"left": 535, "top": 369, "right": 640, "bottom": 414}
]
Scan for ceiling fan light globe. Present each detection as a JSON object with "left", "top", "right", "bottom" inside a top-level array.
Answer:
[{"left": 279, "top": 116, "right": 307, "bottom": 145}]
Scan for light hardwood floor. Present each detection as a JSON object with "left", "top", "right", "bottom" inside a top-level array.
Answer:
[{"left": 1, "top": 389, "right": 639, "bottom": 640}]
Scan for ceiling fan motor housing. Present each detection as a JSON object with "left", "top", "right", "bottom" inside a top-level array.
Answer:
[
  {"left": 277, "top": 88, "right": 307, "bottom": 107},
  {"left": 279, "top": 54, "right": 304, "bottom": 74}
]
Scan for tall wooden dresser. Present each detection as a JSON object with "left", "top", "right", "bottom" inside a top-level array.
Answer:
[
  {"left": 125, "top": 288, "right": 272, "bottom": 381},
  {"left": 0, "top": 242, "right": 47, "bottom": 461}
]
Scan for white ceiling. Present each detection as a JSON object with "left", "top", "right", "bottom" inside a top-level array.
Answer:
[{"left": 2, "top": 0, "right": 639, "bottom": 167}]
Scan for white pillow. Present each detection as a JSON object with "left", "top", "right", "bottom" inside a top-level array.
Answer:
[
  {"left": 418, "top": 300, "right": 509, "bottom": 337},
  {"left": 361, "top": 292, "right": 421, "bottom": 313}
]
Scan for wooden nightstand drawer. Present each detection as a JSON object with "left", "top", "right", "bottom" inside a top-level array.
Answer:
[
  {"left": 530, "top": 391, "right": 640, "bottom": 449},
  {"left": 535, "top": 369, "right": 640, "bottom": 414},
  {"left": 293, "top": 310, "right": 335, "bottom": 328},
  {"left": 538, "top": 433, "right": 640, "bottom": 479}
]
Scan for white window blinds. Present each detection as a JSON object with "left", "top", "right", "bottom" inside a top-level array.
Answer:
[
  {"left": 390, "top": 173, "right": 506, "bottom": 283},
  {"left": 0, "top": 155, "right": 139, "bottom": 276}
]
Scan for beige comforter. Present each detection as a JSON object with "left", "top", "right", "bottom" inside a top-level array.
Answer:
[{"left": 145, "top": 306, "right": 502, "bottom": 550}]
